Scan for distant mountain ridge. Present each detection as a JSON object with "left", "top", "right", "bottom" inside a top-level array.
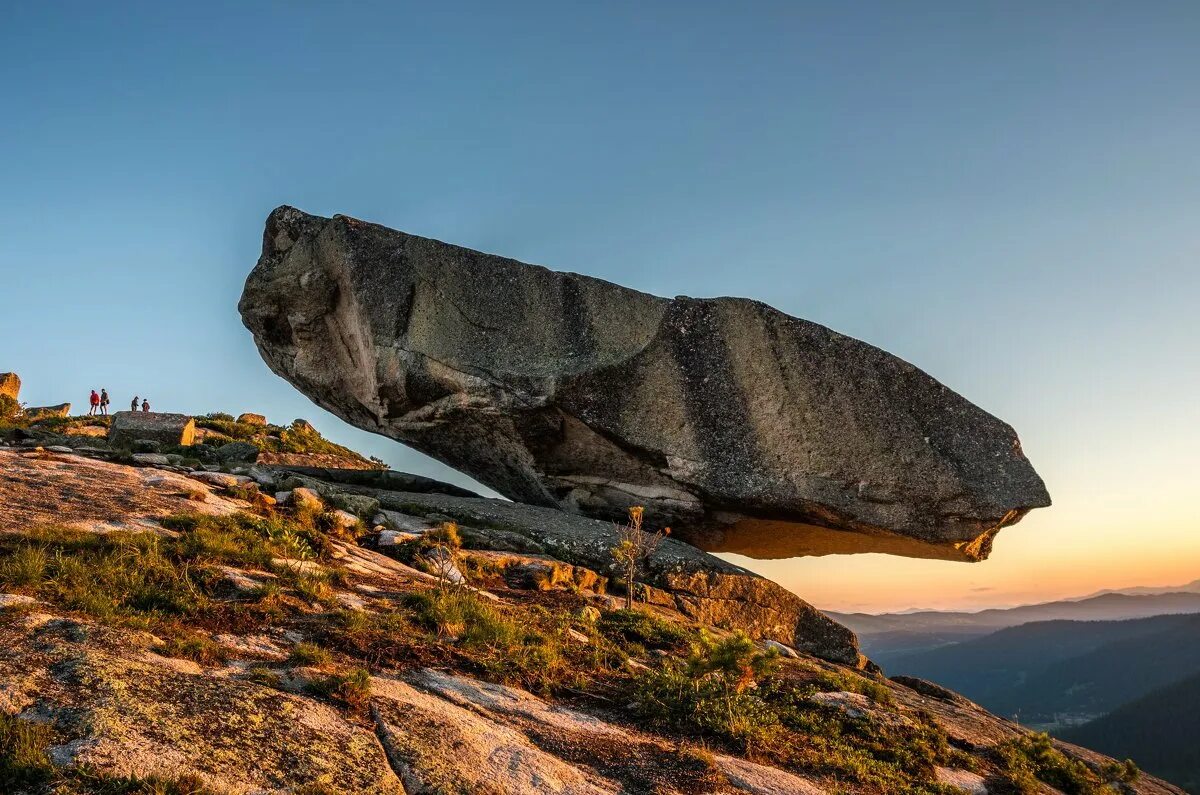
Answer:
[
  {"left": 834, "top": 587, "right": 1200, "bottom": 794},
  {"left": 830, "top": 590, "right": 1200, "bottom": 657},
  {"left": 1076, "top": 579, "right": 1200, "bottom": 599},
  {"left": 871, "top": 613, "right": 1200, "bottom": 727}
]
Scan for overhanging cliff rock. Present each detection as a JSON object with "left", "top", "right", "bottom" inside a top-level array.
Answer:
[{"left": 239, "top": 206, "right": 1050, "bottom": 561}]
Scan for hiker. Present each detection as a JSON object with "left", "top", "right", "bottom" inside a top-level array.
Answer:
[
  {"left": 88, "top": 389, "right": 100, "bottom": 416},
  {"left": 99, "top": 388, "right": 110, "bottom": 416},
  {"left": 141, "top": 399, "right": 150, "bottom": 412},
  {"left": 131, "top": 395, "right": 139, "bottom": 412}
]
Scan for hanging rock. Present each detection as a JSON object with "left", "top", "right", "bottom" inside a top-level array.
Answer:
[{"left": 239, "top": 207, "right": 1050, "bottom": 561}]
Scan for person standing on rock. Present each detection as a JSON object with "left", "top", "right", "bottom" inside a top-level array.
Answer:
[
  {"left": 131, "top": 395, "right": 139, "bottom": 412},
  {"left": 99, "top": 389, "right": 110, "bottom": 416},
  {"left": 88, "top": 389, "right": 100, "bottom": 416},
  {"left": 141, "top": 399, "right": 150, "bottom": 412}
]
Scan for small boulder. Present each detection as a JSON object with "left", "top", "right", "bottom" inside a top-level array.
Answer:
[
  {"left": 190, "top": 471, "right": 251, "bottom": 490},
  {"left": 236, "top": 412, "right": 268, "bottom": 426},
  {"left": 131, "top": 453, "right": 171, "bottom": 466},
  {"left": 109, "top": 411, "right": 196, "bottom": 447},
  {"left": 376, "top": 509, "right": 437, "bottom": 534},
  {"left": 246, "top": 466, "right": 277, "bottom": 489},
  {"left": 327, "top": 509, "right": 360, "bottom": 532},
  {"left": 290, "top": 487, "right": 324, "bottom": 512},
  {"left": 330, "top": 493, "right": 379, "bottom": 518},
  {"left": 132, "top": 439, "right": 162, "bottom": 453},
  {"left": 215, "top": 441, "right": 260, "bottom": 463}
]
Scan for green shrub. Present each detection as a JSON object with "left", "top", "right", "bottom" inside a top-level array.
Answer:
[
  {"left": 0, "top": 544, "right": 48, "bottom": 586},
  {"left": 634, "top": 631, "right": 781, "bottom": 749},
  {"left": 306, "top": 668, "right": 372, "bottom": 710},
  {"left": 812, "top": 666, "right": 894, "bottom": 704},
  {"left": 0, "top": 396, "right": 28, "bottom": 432},
  {"left": 162, "top": 511, "right": 330, "bottom": 564},
  {"left": 406, "top": 589, "right": 507, "bottom": 641},
  {"left": 0, "top": 514, "right": 340, "bottom": 639},
  {"left": 323, "top": 609, "right": 415, "bottom": 665},
  {"left": 0, "top": 713, "right": 54, "bottom": 790},
  {"left": 629, "top": 632, "right": 963, "bottom": 791},
  {"left": 992, "top": 732, "right": 1133, "bottom": 795},
  {"left": 162, "top": 634, "right": 229, "bottom": 666},
  {"left": 66, "top": 769, "right": 218, "bottom": 794},
  {"left": 244, "top": 665, "right": 284, "bottom": 690},
  {"left": 424, "top": 522, "right": 462, "bottom": 548},
  {"left": 192, "top": 413, "right": 374, "bottom": 465},
  {"left": 402, "top": 590, "right": 566, "bottom": 686},
  {"left": 288, "top": 642, "right": 333, "bottom": 667},
  {"left": 599, "top": 608, "right": 690, "bottom": 650},
  {"left": 0, "top": 529, "right": 213, "bottom": 622}
]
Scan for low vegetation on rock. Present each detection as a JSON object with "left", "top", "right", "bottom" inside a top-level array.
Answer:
[
  {"left": 0, "top": 408, "right": 379, "bottom": 473},
  {"left": 0, "top": 444, "right": 1164, "bottom": 794},
  {"left": 193, "top": 413, "right": 379, "bottom": 466}
]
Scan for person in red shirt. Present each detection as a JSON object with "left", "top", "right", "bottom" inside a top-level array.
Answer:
[{"left": 88, "top": 389, "right": 100, "bottom": 416}]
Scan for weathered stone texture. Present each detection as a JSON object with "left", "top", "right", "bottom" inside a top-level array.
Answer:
[
  {"left": 108, "top": 411, "right": 196, "bottom": 447},
  {"left": 240, "top": 207, "right": 1050, "bottom": 561},
  {"left": 356, "top": 488, "right": 864, "bottom": 665}
]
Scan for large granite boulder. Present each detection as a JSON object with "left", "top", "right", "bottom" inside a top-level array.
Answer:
[
  {"left": 108, "top": 411, "right": 196, "bottom": 447},
  {"left": 0, "top": 372, "right": 19, "bottom": 401},
  {"left": 240, "top": 207, "right": 1050, "bottom": 561}
]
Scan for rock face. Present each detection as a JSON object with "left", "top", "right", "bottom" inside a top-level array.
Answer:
[
  {"left": 0, "top": 615, "right": 404, "bottom": 793},
  {"left": 239, "top": 207, "right": 1050, "bottom": 561},
  {"left": 108, "top": 411, "right": 196, "bottom": 447},
  {"left": 0, "top": 448, "right": 241, "bottom": 534},
  {"left": 0, "top": 371, "right": 20, "bottom": 401},
  {"left": 262, "top": 463, "right": 481, "bottom": 499},
  {"left": 330, "top": 486, "right": 864, "bottom": 666},
  {"left": 236, "top": 412, "right": 267, "bottom": 426},
  {"left": 23, "top": 403, "right": 71, "bottom": 419},
  {"left": 255, "top": 451, "right": 384, "bottom": 471},
  {"left": 0, "top": 451, "right": 1185, "bottom": 795}
]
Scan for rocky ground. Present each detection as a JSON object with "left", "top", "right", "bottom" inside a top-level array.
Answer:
[{"left": 0, "top": 444, "right": 1183, "bottom": 795}]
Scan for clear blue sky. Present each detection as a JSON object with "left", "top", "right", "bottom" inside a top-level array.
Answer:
[{"left": 3, "top": 2, "right": 1198, "bottom": 611}]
